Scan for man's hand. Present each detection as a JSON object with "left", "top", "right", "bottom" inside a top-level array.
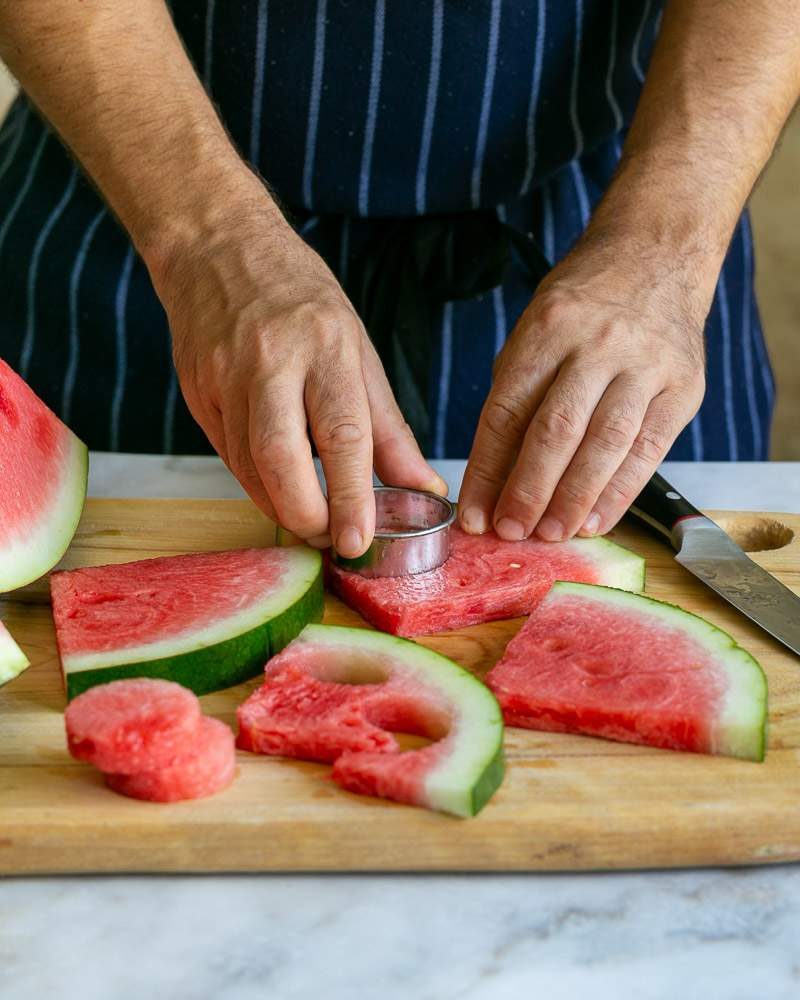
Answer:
[
  {"left": 154, "top": 209, "right": 443, "bottom": 556},
  {"left": 459, "top": 239, "right": 706, "bottom": 541}
]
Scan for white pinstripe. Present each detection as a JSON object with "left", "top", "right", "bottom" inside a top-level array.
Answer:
[
  {"left": 690, "top": 412, "right": 704, "bottom": 461},
  {"left": 434, "top": 302, "right": 454, "bottom": 459},
  {"left": 541, "top": 180, "right": 555, "bottom": 264},
  {"left": 632, "top": 0, "right": 653, "bottom": 84},
  {"left": 20, "top": 165, "right": 79, "bottom": 377},
  {"left": 302, "top": 0, "right": 328, "bottom": 210},
  {"left": 519, "top": 0, "right": 546, "bottom": 196},
  {"left": 570, "top": 158, "right": 590, "bottom": 229},
  {"left": 162, "top": 369, "right": 179, "bottom": 455},
  {"left": 249, "top": 0, "right": 269, "bottom": 165},
  {"left": 743, "top": 213, "right": 775, "bottom": 407},
  {"left": 299, "top": 215, "right": 320, "bottom": 237},
  {"left": 0, "top": 104, "right": 30, "bottom": 181},
  {"left": 358, "top": 0, "right": 385, "bottom": 217},
  {"left": 415, "top": 0, "right": 444, "bottom": 215},
  {"left": 739, "top": 221, "right": 763, "bottom": 458},
  {"left": 717, "top": 270, "right": 739, "bottom": 460},
  {"left": 470, "top": 0, "right": 502, "bottom": 208},
  {"left": 203, "top": 0, "right": 216, "bottom": 90},
  {"left": 569, "top": 0, "right": 585, "bottom": 160},
  {"left": 110, "top": 245, "right": 135, "bottom": 451},
  {"left": 0, "top": 129, "right": 48, "bottom": 259},
  {"left": 63, "top": 208, "right": 106, "bottom": 423},
  {"left": 493, "top": 205, "right": 508, "bottom": 355},
  {"left": 605, "top": 0, "right": 623, "bottom": 132},
  {"left": 339, "top": 216, "right": 351, "bottom": 286}
]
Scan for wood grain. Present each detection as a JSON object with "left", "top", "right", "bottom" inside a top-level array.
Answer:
[{"left": 2, "top": 499, "right": 799, "bottom": 874}]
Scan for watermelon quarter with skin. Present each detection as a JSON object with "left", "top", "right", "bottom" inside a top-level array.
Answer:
[
  {"left": 486, "top": 582, "right": 768, "bottom": 761},
  {"left": 51, "top": 547, "right": 324, "bottom": 699},
  {"left": 328, "top": 525, "right": 645, "bottom": 636},
  {"left": 0, "top": 358, "right": 88, "bottom": 593},
  {"left": 0, "top": 621, "right": 30, "bottom": 687},
  {"left": 237, "top": 624, "right": 505, "bottom": 817}
]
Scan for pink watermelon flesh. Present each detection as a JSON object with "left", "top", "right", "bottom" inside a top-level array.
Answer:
[
  {"left": 237, "top": 625, "right": 505, "bottom": 816},
  {"left": 0, "top": 358, "right": 88, "bottom": 593},
  {"left": 65, "top": 678, "right": 202, "bottom": 773},
  {"left": 327, "top": 525, "right": 644, "bottom": 636},
  {"left": 106, "top": 717, "right": 236, "bottom": 802},
  {"left": 486, "top": 582, "right": 768, "bottom": 761}
]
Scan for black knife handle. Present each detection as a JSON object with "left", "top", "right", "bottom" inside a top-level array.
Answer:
[{"left": 628, "top": 472, "right": 703, "bottom": 547}]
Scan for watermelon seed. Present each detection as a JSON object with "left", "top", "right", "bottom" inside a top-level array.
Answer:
[{"left": 509, "top": 562, "right": 522, "bottom": 569}]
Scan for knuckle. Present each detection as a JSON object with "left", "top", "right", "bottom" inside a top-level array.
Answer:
[
  {"left": 532, "top": 405, "right": 581, "bottom": 448},
  {"left": 316, "top": 418, "right": 367, "bottom": 453},
  {"left": 631, "top": 426, "right": 670, "bottom": 465},
  {"left": 534, "top": 292, "right": 572, "bottom": 329},
  {"left": 557, "top": 479, "right": 595, "bottom": 509},
  {"left": 505, "top": 479, "right": 549, "bottom": 510},
  {"left": 253, "top": 430, "right": 298, "bottom": 473},
  {"left": 483, "top": 394, "right": 530, "bottom": 440},
  {"left": 588, "top": 412, "right": 639, "bottom": 453}
]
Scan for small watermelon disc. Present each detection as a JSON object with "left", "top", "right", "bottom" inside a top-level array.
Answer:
[
  {"left": 0, "top": 358, "right": 88, "bottom": 593},
  {"left": 0, "top": 620, "right": 30, "bottom": 687},
  {"left": 486, "top": 582, "right": 768, "bottom": 761},
  {"left": 51, "top": 546, "right": 324, "bottom": 699},
  {"left": 237, "top": 624, "right": 505, "bottom": 817},
  {"left": 327, "top": 524, "right": 645, "bottom": 636}
]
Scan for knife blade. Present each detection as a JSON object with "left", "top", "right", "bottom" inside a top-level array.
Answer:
[{"left": 629, "top": 472, "right": 800, "bottom": 657}]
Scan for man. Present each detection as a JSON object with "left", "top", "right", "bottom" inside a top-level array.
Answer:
[{"left": 0, "top": 1, "right": 797, "bottom": 559}]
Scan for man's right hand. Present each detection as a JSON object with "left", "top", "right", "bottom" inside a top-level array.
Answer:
[{"left": 151, "top": 205, "right": 445, "bottom": 557}]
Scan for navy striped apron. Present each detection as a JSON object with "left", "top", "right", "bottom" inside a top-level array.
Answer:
[{"left": 0, "top": 1, "right": 774, "bottom": 459}]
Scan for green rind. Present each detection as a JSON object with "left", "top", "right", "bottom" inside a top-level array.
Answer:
[
  {"left": 0, "top": 433, "right": 88, "bottom": 594},
  {"left": 569, "top": 535, "right": 646, "bottom": 593},
  {"left": 64, "top": 559, "right": 324, "bottom": 700},
  {"left": 548, "top": 581, "right": 768, "bottom": 762},
  {"left": 296, "top": 624, "right": 505, "bottom": 817}
]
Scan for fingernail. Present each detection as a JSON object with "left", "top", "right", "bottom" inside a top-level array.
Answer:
[
  {"left": 496, "top": 517, "right": 526, "bottom": 541},
  {"left": 581, "top": 512, "right": 601, "bottom": 536},
  {"left": 461, "top": 505, "right": 488, "bottom": 534},
  {"left": 536, "top": 516, "right": 563, "bottom": 542},
  {"left": 335, "top": 527, "right": 364, "bottom": 558},
  {"left": 425, "top": 474, "right": 449, "bottom": 497}
]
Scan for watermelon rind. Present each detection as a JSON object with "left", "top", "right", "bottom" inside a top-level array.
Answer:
[
  {"left": 0, "top": 624, "right": 30, "bottom": 687},
  {"left": 566, "top": 535, "right": 646, "bottom": 593},
  {"left": 61, "top": 548, "right": 324, "bottom": 700},
  {"left": 292, "top": 624, "right": 506, "bottom": 817},
  {"left": 0, "top": 432, "right": 88, "bottom": 594},
  {"left": 548, "top": 582, "right": 768, "bottom": 762}
]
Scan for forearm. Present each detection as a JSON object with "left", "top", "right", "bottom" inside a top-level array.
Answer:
[
  {"left": 0, "top": 0, "right": 283, "bottom": 268},
  {"left": 586, "top": 0, "right": 800, "bottom": 306}
]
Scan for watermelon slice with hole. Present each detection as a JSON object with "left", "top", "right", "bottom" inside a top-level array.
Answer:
[
  {"left": 51, "top": 546, "right": 324, "bottom": 700},
  {"left": 328, "top": 525, "right": 645, "bottom": 636},
  {"left": 486, "top": 582, "right": 768, "bottom": 761},
  {"left": 0, "top": 358, "right": 88, "bottom": 593},
  {"left": 0, "top": 620, "right": 30, "bottom": 687},
  {"left": 237, "top": 624, "right": 505, "bottom": 817}
]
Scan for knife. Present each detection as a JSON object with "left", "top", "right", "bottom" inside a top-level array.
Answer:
[{"left": 629, "top": 472, "right": 800, "bottom": 657}]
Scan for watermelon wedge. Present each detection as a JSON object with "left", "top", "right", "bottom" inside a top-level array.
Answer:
[
  {"left": 328, "top": 525, "right": 645, "bottom": 635},
  {"left": 51, "top": 547, "right": 324, "bottom": 699},
  {"left": 0, "top": 358, "right": 88, "bottom": 593},
  {"left": 0, "top": 620, "right": 30, "bottom": 686},
  {"left": 486, "top": 582, "right": 768, "bottom": 761},
  {"left": 237, "top": 624, "right": 505, "bottom": 817}
]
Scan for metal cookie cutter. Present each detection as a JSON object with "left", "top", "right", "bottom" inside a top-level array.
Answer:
[{"left": 330, "top": 486, "right": 456, "bottom": 579}]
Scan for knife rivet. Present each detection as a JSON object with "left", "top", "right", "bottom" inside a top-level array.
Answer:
[{"left": 666, "top": 491, "right": 681, "bottom": 500}]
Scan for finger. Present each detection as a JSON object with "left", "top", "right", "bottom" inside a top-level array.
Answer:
[
  {"left": 536, "top": 373, "right": 656, "bottom": 539},
  {"left": 307, "top": 358, "right": 375, "bottom": 559},
  {"left": 249, "top": 376, "right": 330, "bottom": 539},
  {"left": 578, "top": 390, "right": 690, "bottom": 536},
  {"left": 362, "top": 341, "right": 448, "bottom": 496},
  {"left": 219, "top": 400, "right": 278, "bottom": 521},
  {"left": 492, "top": 364, "right": 610, "bottom": 540},
  {"left": 458, "top": 365, "right": 555, "bottom": 535}
]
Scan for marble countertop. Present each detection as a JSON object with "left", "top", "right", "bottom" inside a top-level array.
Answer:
[{"left": 3, "top": 457, "right": 800, "bottom": 1000}]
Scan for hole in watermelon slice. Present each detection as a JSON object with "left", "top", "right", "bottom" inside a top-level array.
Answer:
[{"left": 299, "top": 646, "right": 392, "bottom": 686}]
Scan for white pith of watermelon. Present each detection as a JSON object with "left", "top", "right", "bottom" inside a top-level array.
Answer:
[
  {"left": 0, "top": 621, "right": 30, "bottom": 686},
  {"left": 0, "top": 359, "right": 88, "bottom": 593},
  {"left": 487, "top": 581, "right": 768, "bottom": 762},
  {"left": 237, "top": 624, "right": 505, "bottom": 817},
  {"left": 51, "top": 547, "right": 324, "bottom": 699}
]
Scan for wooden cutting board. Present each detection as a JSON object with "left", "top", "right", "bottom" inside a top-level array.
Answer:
[{"left": 2, "top": 498, "right": 799, "bottom": 874}]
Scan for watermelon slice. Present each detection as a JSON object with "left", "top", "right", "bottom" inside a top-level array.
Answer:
[
  {"left": 0, "top": 358, "right": 88, "bottom": 593},
  {"left": 486, "top": 582, "right": 768, "bottom": 761},
  {"left": 237, "top": 624, "right": 505, "bottom": 817},
  {"left": 106, "top": 717, "right": 236, "bottom": 802},
  {"left": 328, "top": 525, "right": 645, "bottom": 636},
  {"left": 0, "top": 620, "right": 30, "bottom": 686},
  {"left": 51, "top": 547, "right": 324, "bottom": 699}
]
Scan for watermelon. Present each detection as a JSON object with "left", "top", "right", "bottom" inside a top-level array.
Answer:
[
  {"left": 106, "top": 717, "right": 236, "bottom": 802},
  {"left": 328, "top": 525, "right": 645, "bottom": 636},
  {"left": 65, "top": 678, "right": 203, "bottom": 773},
  {"left": 486, "top": 582, "right": 768, "bottom": 761},
  {"left": 237, "top": 624, "right": 505, "bottom": 817},
  {"left": 51, "top": 547, "right": 323, "bottom": 700},
  {"left": 0, "top": 620, "right": 30, "bottom": 686},
  {"left": 0, "top": 358, "right": 88, "bottom": 593}
]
